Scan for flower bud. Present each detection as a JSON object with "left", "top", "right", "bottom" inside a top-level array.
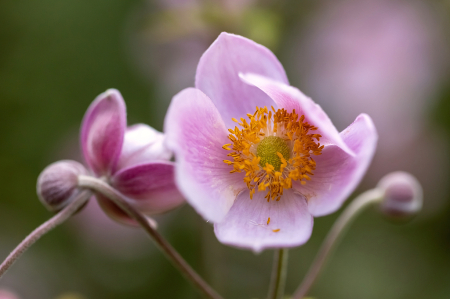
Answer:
[
  {"left": 377, "top": 171, "right": 423, "bottom": 220},
  {"left": 37, "top": 160, "right": 88, "bottom": 212}
]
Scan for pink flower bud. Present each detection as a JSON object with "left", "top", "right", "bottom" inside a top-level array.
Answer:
[
  {"left": 37, "top": 160, "right": 88, "bottom": 212},
  {"left": 377, "top": 171, "right": 423, "bottom": 219}
]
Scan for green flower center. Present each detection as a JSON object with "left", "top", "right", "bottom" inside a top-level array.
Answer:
[{"left": 257, "top": 136, "right": 290, "bottom": 171}]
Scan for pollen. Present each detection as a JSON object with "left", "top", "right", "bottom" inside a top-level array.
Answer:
[{"left": 223, "top": 106, "right": 323, "bottom": 201}]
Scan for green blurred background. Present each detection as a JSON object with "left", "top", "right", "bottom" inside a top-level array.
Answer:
[{"left": 1, "top": 0, "right": 450, "bottom": 298}]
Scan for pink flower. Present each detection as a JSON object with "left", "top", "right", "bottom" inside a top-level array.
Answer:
[
  {"left": 164, "top": 33, "right": 377, "bottom": 252},
  {"left": 0, "top": 290, "right": 20, "bottom": 299},
  {"left": 81, "top": 89, "right": 184, "bottom": 224}
]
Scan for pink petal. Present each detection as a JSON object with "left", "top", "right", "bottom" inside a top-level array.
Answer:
[
  {"left": 240, "top": 73, "right": 354, "bottom": 156},
  {"left": 80, "top": 89, "right": 127, "bottom": 176},
  {"left": 117, "top": 124, "right": 172, "bottom": 170},
  {"left": 299, "top": 114, "right": 378, "bottom": 216},
  {"left": 111, "top": 162, "right": 185, "bottom": 215},
  {"left": 214, "top": 189, "right": 313, "bottom": 252},
  {"left": 164, "top": 88, "right": 246, "bottom": 222},
  {"left": 195, "top": 32, "right": 289, "bottom": 129}
]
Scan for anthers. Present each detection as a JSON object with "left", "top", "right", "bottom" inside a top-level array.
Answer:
[{"left": 223, "top": 106, "right": 323, "bottom": 201}]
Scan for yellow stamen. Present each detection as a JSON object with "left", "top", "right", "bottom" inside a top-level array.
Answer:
[
  {"left": 272, "top": 229, "right": 280, "bottom": 233},
  {"left": 222, "top": 144, "right": 232, "bottom": 150},
  {"left": 267, "top": 217, "right": 271, "bottom": 225},
  {"left": 223, "top": 106, "right": 323, "bottom": 201}
]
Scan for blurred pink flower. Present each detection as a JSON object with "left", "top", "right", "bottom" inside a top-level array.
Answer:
[
  {"left": 165, "top": 33, "right": 377, "bottom": 251},
  {"left": 290, "top": 0, "right": 449, "bottom": 214},
  {"left": 0, "top": 290, "right": 19, "bottom": 299},
  {"left": 80, "top": 89, "right": 184, "bottom": 224}
]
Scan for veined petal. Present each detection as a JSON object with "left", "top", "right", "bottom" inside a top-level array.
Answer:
[
  {"left": 240, "top": 73, "right": 354, "bottom": 156},
  {"left": 117, "top": 124, "right": 172, "bottom": 170},
  {"left": 111, "top": 162, "right": 185, "bottom": 215},
  {"left": 214, "top": 189, "right": 313, "bottom": 253},
  {"left": 165, "top": 88, "right": 246, "bottom": 222},
  {"left": 195, "top": 32, "right": 288, "bottom": 129},
  {"left": 299, "top": 114, "right": 378, "bottom": 216},
  {"left": 80, "top": 89, "right": 126, "bottom": 176}
]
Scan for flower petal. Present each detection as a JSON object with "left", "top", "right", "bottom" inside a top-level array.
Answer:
[
  {"left": 164, "top": 88, "right": 246, "bottom": 222},
  {"left": 240, "top": 73, "right": 354, "bottom": 155},
  {"left": 117, "top": 124, "right": 172, "bottom": 170},
  {"left": 214, "top": 189, "right": 313, "bottom": 252},
  {"left": 195, "top": 32, "right": 289, "bottom": 129},
  {"left": 299, "top": 114, "right": 378, "bottom": 216},
  {"left": 80, "top": 89, "right": 127, "bottom": 176},
  {"left": 111, "top": 162, "right": 185, "bottom": 215}
]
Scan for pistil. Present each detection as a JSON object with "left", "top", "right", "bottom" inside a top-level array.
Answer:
[{"left": 257, "top": 136, "right": 290, "bottom": 171}]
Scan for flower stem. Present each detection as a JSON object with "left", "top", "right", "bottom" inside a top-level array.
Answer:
[
  {"left": 268, "top": 248, "right": 289, "bottom": 299},
  {"left": 0, "top": 189, "right": 92, "bottom": 279},
  {"left": 77, "top": 175, "right": 224, "bottom": 299},
  {"left": 292, "top": 189, "right": 383, "bottom": 299}
]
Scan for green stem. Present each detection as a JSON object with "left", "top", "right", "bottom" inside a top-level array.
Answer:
[
  {"left": 78, "top": 175, "right": 224, "bottom": 299},
  {"left": 292, "top": 189, "right": 383, "bottom": 299},
  {"left": 268, "top": 248, "right": 289, "bottom": 299}
]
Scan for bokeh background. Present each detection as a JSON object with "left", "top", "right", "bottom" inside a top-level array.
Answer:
[{"left": 1, "top": 0, "right": 450, "bottom": 298}]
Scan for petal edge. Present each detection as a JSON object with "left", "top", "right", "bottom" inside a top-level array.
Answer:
[
  {"left": 80, "top": 89, "right": 127, "bottom": 176},
  {"left": 302, "top": 114, "right": 378, "bottom": 216},
  {"left": 215, "top": 189, "right": 313, "bottom": 252},
  {"left": 196, "top": 32, "right": 289, "bottom": 129},
  {"left": 117, "top": 124, "right": 171, "bottom": 170}
]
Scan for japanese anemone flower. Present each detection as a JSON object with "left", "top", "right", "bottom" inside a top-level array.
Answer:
[
  {"left": 164, "top": 33, "right": 377, "bottom": 252},
  {"left": 81, "top": 89, "right": 184, "bottom": 224}
]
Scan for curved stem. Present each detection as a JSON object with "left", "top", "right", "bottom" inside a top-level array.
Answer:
[
  {"left": 0, "top": 189, "right": 92, "bottom": 279},
  {"left": 77, "top": 175, "right": 224, "bottom": 299},
  {"left": 292, "top": 189, "right": 383, "bottom": 299},
  {"left": 268, "top": 248, "right": 288, "bottom": 299}
]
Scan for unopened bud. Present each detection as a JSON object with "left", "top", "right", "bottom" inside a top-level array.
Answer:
[
  {"left": 377, "top": 171, "right": 423, "bottom": 220},
  {"left": 37, "top": 160, "right": 88, "bottom": 212}
]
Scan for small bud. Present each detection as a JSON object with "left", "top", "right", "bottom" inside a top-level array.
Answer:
[
  {"left": 377, "top": 171, "right": 423, "bottom": 220},
  {"left": 37, "top": 160, "right": 88, "bottom": 212}
]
